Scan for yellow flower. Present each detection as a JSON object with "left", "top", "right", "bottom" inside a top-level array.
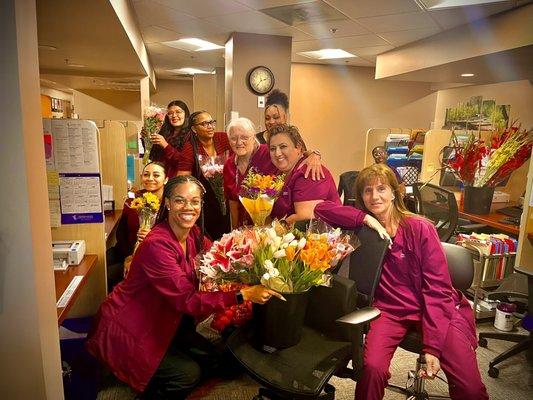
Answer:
[{"left": 130, "top": 198, "right": 143, "bottom": 209}]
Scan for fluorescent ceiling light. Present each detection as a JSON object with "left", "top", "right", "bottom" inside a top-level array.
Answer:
[
  {"left": 162, "top": 38, "right": 224, "bottom": 52},
  {"left": 298, "top": 49, "right": 356, "bottom": 60},
  {"left": 66, "top": 63, "right": 86, "bottom": 68},
  {"left": 461, "top": 73, "right": 475, "bottom": 77},
  {"left": 419, "top": 0, "right": 509, "bottom": 10},
  {"left": 168, "top": 68, "right": 215, "bottom": 75}
]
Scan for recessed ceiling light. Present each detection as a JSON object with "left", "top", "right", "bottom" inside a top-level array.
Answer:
[
  {"left": 162, "top": 38, "right": 224, "bottom": 52},
  {"left": 168, "top": 68, "right": 215, "bottom": 75},
  {"left": 461, "top": 73, "right": 475, "bottom": 77},
  {"left": 38, "top": 45, "right": 57, "bottom": 51},
  {"left": 298, "top": 49, "right": 356, "bottom": 60},
  {"left": 419, "top": 0, "right": 509, "bottom": 10},
  {"left": 67, "top": 63, "right": 86, "bottom": 68}
]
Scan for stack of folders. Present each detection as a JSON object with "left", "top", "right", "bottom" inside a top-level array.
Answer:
[{"left": 456, "top": 233, "right": 518, "bottom": 282}]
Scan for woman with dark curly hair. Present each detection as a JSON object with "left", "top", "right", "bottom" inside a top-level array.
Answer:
[{"left": 256, "top": 89, "right": 290, "bottom": 144}]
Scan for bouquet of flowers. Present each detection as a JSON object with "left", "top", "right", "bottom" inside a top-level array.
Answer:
[
  {"left": 198, "top": 220, "right": 356, "bottom": 293},
  {"left": 239, "top": 169, "right": 285, "bottom": 226},
  {"left": 129, "top": 192, "right": 160, "bottom": 232},
  {"left": 198, "top": 154, "right": 227, "bottom": 215},
  {"left": 197, "top": 220, "right": 355, "bottom": 332},
  {"left": 142, "top": 105, "right": 166, "bottom": 165},
  {"left": 445, "top": 123, "right": 532, "bottom": 187}
]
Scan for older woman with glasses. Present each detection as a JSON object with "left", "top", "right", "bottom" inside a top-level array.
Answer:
[
  {"left": 87, "top": 176, "right": 280, "bottom": 400},
  {"left": 146, "top": 100, "right": 190, "bottom": 177},
  {"left": 176, "top": 111, "right": 232, "bottom": 240},
  {"left": 224, "top": 118, "right": 324, "bottom": 229}
]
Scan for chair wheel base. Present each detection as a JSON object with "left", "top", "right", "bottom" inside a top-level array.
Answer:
[
  {"left": 488, "top": 366, "right": 499, "bottom": 378},
  {"left": 478, "top": 337, "right": 488, "bottom": 348}
]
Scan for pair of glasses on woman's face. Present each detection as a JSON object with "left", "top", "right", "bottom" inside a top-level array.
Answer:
[
  {"left": 167, "top": 111, "right": 184, "bottom": 117},
  {"left": 171, "top": 196, "right": 202, "bottom": 209},
  {"left": 195, "top": 120, "right": 216, "bottom": 128},
  {"left": 229, "top": 135, "right": 253, "bottom": 144}
]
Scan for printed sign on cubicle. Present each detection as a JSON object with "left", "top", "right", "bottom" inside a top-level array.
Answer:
[{"left": 44, "top": 119, "right": 104, "bottom": 224}]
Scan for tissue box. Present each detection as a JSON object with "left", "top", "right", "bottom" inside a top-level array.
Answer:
[{"left": 493, "top": 191, "right": 510, "bottom": 203}]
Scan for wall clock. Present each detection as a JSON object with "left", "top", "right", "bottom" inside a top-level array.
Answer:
[{"left": 247, "top": 66, "right": 275, "bottom": 95}]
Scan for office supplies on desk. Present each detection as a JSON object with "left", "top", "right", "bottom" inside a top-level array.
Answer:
[
  {"left": 52, "top": 240, "right": 86, "bottom": 265},
  {"left": 497, "top": 205, "right": 523, "bottom": 219}
]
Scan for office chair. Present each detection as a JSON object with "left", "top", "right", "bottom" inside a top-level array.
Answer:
[
  {"left": 413, "top": 183, "right": 458, "bottom": 242},
  {"left": 337, "top": 170, "right": 359, "bottom": 207},
  {"left": 478, "top": 270, "right": 532, "bottom": 378},
  {"left": 226, "top": 226, "right": 388, "bottom": 399},
  {"left": 387, "top": 242, "right": 475, "bottom": 399}
]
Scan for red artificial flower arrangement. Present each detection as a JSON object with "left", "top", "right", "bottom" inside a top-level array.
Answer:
[{"left": 445, "top": 123, "right": 532, "bottom": 187}]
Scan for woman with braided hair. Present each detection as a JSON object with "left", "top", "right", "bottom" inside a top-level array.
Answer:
[{"left": 87, "top": 176, "right": 280, "bottom": 399}]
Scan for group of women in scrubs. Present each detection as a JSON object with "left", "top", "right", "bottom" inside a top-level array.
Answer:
[{"left": 89, "top": 89, "right": 488, "bottom": 399}]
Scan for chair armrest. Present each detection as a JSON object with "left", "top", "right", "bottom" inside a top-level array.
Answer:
[{"left": 336, "top": 306, "right": 381, "bottom": 326}]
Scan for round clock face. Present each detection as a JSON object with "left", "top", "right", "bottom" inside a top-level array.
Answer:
[{"left": 247, "top": 66, "right": 275, "bottom": 95}]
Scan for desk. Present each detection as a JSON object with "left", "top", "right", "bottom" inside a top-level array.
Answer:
[
  {"left": 458, "top": 203, "right": 520, "bottom": 236},
  {"left": 105, "top": 209, "right": 121, "bottom": 247},
  {"left": 55, "top": 254, "right": 97, "bottom": 325}
]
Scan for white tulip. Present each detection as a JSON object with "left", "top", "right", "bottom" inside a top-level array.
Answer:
[
  {"left": 268, "top": 267, "right": 280, "bottom": 277},
  {"left": 273, "top": 249, "right": 286, "bottom": 258},
  {"left": 264, "top": 259, "right": 274, "bottom": 270},
  {"left": 282, "top": 232, "right": 295, "bottom": 243},
  {"left": 262, "top": 272, "right": 270, "bottom": 280},
  {"left": 297, "top": 238, "right": 307, "bottom": 249}
]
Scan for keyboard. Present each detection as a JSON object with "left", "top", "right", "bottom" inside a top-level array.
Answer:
[{"left": 496, "top": 205, "right": 523, "bottom": 219}]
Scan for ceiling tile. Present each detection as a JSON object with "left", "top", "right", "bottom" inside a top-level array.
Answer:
[
  {"left": 349, "top": 44, "right": 395, "bottom": 57},
  {"left": 293, "top": 34, "right": 389, "bottom": 52},
  {"left": 327, "top": 0, "right": 421, "bottom": 19},
  {"left": 140, "top": 25, "right": 181, "bottom": 43},
  {"left": 428, "top": 3, "right": 517, "bottom": 30},
  {"left": 236, "top": 0, "right": 315, "bottom": 10},
  {"left": 379, "top": 26, "right": 441, "bottom": 46},
  {"left": 203, "top": 9, "right": 289, "bottom": 31},
  {"left": 154, "top": 0, "right": 251, "bottom": 18},
  {"left": 133, "top": 1, "right": 195, "bottom": 28},
  {"left": 356, "top": 10, "right": 438, "bottom": 33},
  {"left": 296, "top": 19, "right": 370, "bottom": 39}
]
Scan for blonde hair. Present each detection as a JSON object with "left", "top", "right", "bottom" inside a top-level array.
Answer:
[{"left": 354, "top": 164, "right": 413, "bottom": 225}]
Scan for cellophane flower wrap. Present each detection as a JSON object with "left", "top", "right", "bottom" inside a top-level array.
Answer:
[
  {"left": 129, "top": 192, "right": 160, "bottom": 231},
  {"left": 142, "top": 105, "right": 166, "bottom": 165},
  {"left": 239, "top": 169, "right": 285, "bottom": 226},
  {"left": 197, "top": 220, "right": 357, "bottom": 331},
  {"left": 445, "top": 123, "right": 532, "bottom": 187},
  {"left": 199, "top": 154, "right": 228, "bottom": 216}
]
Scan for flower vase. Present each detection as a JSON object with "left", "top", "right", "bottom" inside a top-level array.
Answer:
[
  {"left": 252, "top": 290, "right": 310, "bottom": 352},
  {"left": 239, "top": 195, "right": 275, "bottom": 226},
  {"left": 463, "top": 186, "right": 495, "bottom": 215},
  {"left": 139, "top": 207, "right": 157, "bottom": 230}
]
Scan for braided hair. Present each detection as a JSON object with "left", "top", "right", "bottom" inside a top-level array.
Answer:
[
  {"left": 188, "top": 111, "right": 210, "bottom": 177},
  {"left": 157, "top": 175, "right": 207, "bottom": 251},
  {"left": 265, "top": 89, "right": 289, "bottom": 111}
]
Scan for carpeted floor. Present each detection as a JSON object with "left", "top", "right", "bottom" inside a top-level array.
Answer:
[{"left": 97, "top": 322, "right": 532, "bottom": 400}]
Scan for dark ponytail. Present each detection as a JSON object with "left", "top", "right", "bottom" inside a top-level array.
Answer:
[
  {"left": 157, "top": 175, "right": 207, "bottom": 251},
  {"left": 188, "top": 111, "right": 209, "bottom": 177}
]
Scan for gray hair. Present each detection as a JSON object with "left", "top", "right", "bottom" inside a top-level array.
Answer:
[{"left": 226, "top": 117, "right": 256, "bottom": 136}]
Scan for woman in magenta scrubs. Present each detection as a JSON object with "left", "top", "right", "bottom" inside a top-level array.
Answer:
[{"left": 314, "top": 164, "right": 488, "bottom": 400}]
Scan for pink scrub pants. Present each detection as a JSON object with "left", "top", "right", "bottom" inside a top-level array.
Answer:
[{"left": 354, "top": 312, "right": 488, "bottom": 400}]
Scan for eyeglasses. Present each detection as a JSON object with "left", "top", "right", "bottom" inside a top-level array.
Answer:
[
  {"left": 195, "top": 120, "right": 216, "bottom": 128},
  {"left": 167, "top": 111, "right": 184, "bottom": 117},
  {"left": 229, "top": 135, "right": 253, "bottom": 143},
  {"left": 171, "top": 196, "right": 202, "bottom": 209}
]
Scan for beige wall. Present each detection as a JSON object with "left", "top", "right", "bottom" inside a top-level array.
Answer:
[
  {"left": 433, "top": 79, "right": 533, "bottom": 128},
  {"left": 226, "top": 32, "right": 292, "bottom": 130},
  {"left": 151, "top": 78, "right": 194, "bottom": 112},
  {"left": 74, "top": 89, "right": 140, "bottom": 120},
  {"left": 290, "top": 63, "right": 437, "bottom": 181}
]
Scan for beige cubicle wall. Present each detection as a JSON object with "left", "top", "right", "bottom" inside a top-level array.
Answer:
[
  {"left": 515, "top": 154, "right": 533, "bottom": 272},
  {"left": 419, "top": 129, "right": 452, "bottom": 184},
  {"left": 97, "top": 120, "right": 128, "bottom": 209},
  {"left": 363, "top": 128, "right": 419, "bottom": 167}
]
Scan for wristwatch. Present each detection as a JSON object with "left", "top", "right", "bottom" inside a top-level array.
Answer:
[{"left": 236, "top": 291, "right": 244, "bottom": 305}]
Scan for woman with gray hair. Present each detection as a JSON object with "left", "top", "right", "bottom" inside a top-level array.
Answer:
[{"left": 223, "top": 117, "right": 323, "bottom": 229}]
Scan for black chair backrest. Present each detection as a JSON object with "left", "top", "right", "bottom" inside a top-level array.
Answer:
[
  {"left": 413, "top": 182, "right": 458, "bottom": 242},
  {"left": 338, "top": 226, "right": 389, "bottom": 305},
  {"left": 442, "top": 242, "right": 474, "bottom": 292},
  {"left": 338, "top": 170, "right": 359, "bottom": 206}
]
